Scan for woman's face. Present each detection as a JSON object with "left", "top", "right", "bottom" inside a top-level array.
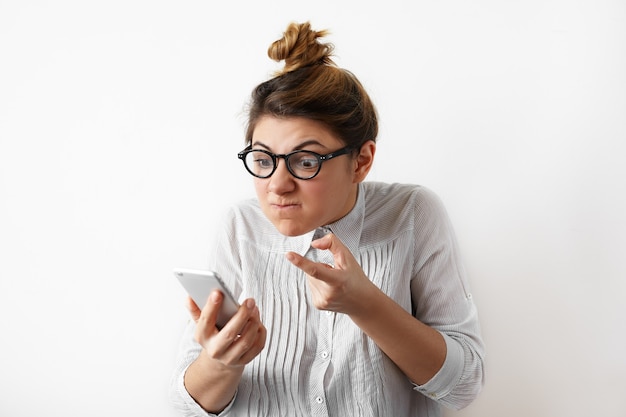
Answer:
[{"left": 250, "top": 116, "right": 363, "bottom": 237}]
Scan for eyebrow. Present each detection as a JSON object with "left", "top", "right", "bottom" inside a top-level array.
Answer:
[{"left": 252, "top": 139, "right": 328, "bottom": 153}]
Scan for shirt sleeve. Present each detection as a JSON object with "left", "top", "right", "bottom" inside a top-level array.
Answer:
[
  {"left": 169, "top": 208, "right": 242, "bottom": 416},
  {"left": 409, "top": 187, "right": 486, "bottom": 410},
  {"left": 169, "top": 320, "right": 239, "bottom": 417}
]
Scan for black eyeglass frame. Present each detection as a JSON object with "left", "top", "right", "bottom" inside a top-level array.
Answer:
[{"left": 237, "top": 145, "right": 355, "bottom": 180}]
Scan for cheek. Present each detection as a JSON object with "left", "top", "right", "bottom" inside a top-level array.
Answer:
[
  {"left": 300, "top": 181, "right": 346, "bottom": 216},
  {"left": 253, "top": 178, "right": 266, "bottom": 197},
  {"left": 299, "top": 181, "right": 327, "bottom": 200}
]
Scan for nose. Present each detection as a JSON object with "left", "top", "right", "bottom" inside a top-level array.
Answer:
[{"left": 267, "top": 158, "right": 296, "bottom": 194}]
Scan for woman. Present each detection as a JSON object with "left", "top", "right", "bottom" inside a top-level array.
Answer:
[{"left": 171, "top": 21, "right": 485, "bottom": 416}]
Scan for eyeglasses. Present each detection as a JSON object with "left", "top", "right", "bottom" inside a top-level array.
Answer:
[{"left": 237, "top": 145, "right": 354, "bottom": 180}]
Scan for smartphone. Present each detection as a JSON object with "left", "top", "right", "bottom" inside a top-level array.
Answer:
[{"left": 173, "top": 268, "right": 240, "bottom": 329}]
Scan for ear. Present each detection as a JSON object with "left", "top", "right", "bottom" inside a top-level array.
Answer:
[{"left": 352, "top": 140, "right": 376, "bottom": 183}]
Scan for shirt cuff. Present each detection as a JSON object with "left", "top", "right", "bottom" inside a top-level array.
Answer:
[
  {"left": 412, "top": 332, "right": 464, "bottom": 401},
  {"left": 175, "top": 362, "right": 238, "bottom": 416}
]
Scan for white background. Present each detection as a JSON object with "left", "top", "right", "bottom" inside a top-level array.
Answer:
[{"left": 1, "top": 1, "right": 625, "bottom": 416}]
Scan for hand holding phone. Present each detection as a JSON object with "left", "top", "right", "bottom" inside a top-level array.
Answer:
[{"left": 173, "top": 268, "right": 240, "bottom": 329}]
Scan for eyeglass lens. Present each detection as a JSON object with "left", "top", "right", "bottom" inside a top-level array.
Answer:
[{"left": 244, "top": 150, "right": 320, "bottom": 179}]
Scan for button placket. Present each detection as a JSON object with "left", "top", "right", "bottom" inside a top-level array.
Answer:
[
  {"left": 310, "top": 309, "right": 335, "bottom": 415},
  {"left": 308, "top": 241, "right": 335, "bottom": 416}
]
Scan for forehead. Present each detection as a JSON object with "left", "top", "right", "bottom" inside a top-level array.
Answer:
[{"left": 252, "top": 116, "right": 343, "bottom": 151}]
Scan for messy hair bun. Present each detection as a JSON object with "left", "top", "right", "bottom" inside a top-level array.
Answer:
[
  {"left": 268, "top": 21, "right": 335, "bottom": 75},
  {"left": 245, "top": 21, "right": 378, "bottom": 150}
]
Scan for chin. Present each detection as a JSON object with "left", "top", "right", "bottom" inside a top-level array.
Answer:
[{"left": 273, "top": 221, "right": 314, "bottom": 237}]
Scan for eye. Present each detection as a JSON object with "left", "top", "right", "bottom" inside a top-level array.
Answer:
[
  {"left": 291, "top": 152, "right": 320, "bottom": 171},
  {"left": 247, "top": 151, "right": 274, "bottom": 170},
  {"left": 254, "top": 157, "right": 273, "bottom": 169}
]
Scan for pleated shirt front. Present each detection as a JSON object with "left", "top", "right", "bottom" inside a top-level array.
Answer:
[{"left": 171, "top": 182, "right": 485, "bottom": 417}]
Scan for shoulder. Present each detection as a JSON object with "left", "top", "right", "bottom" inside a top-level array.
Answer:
[
  {"left": 360, "top": 182, "right": 451, "bottom": 239},
  {"left": 221, "top": 198, "right": 272, "bottom": 234},
  {"left": 362, "top": 181, "right": 446, "bottom": 217}
]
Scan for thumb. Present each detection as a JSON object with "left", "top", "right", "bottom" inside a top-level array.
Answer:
[{"left": 311, "top": 233, "right": 350, "bottom": 268}]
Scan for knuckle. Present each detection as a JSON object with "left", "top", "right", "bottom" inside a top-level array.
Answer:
[
  {"left": 205, "top": 344, "right": 219, "bottom": 359},
  {"left": 238, "top": 339, "right": 252, "bottom": 351},
  {"left": 221, "top": 328, "right": 239, "bottom": 342},
  {"left": 198, "top": 309, "right": 210, "bottom": 323}
]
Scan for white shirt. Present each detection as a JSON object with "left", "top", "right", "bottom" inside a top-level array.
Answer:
[{"left": 170, "top": 182, "right": 485, "bottom": 416}]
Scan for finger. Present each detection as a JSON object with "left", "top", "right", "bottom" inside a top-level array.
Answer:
[
  {"left": 233, "top": 317, "right": 258, "bottom": 348},
  {"left": 310, "top": 232, "right": 335, "bottom": 249},
  {"left": 238, "top": 322, "right": 267, "bottom": 364},
  {"left": 310, "top": 233, "right": 351, "bottom": 269},
  {"left": 286, "top": 251, "right": 336, "bottom": 283},
  {"left": 195, "top": 290, "right": 222, "bottom": 336},
  {"left": 214, "top": 302, "right": 262, "bottom": 362},
  {"left": 215, "top": 299, "right": 257, "bottom": 346},
  {"left": 194, "top": 290, "right": 223, "bottom": 348},
  {"left": 186, "top": 296, "right": 202, "bottom": 322}
]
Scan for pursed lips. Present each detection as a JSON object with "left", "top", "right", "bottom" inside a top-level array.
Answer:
[{"left": 270, "top": 202, "right": 300, "bottom": 209}]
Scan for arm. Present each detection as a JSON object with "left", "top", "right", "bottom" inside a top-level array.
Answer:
[
  {"left": 286, "top": 234, "right": 445, "bottom": 384},
  {"left": 347, "top": 280, "right": 447, "bottom": 384},
  {"left": 183, "top": 291, "right": 266, "bottom": 413}
]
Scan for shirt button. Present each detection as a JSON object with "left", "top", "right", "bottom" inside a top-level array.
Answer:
[
  {"left": 325, "top": 311, "right": 332, "bottom": 316},
  {"left": 321, "top": 351, "right": 329, "bottom": 359},
  {"left": 315, "top": 396, "right": 324, "bottom": 404}
]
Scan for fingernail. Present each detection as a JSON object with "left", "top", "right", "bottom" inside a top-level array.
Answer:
[{"left": 245, "top": 299, "right": 255, "bottom": 309}]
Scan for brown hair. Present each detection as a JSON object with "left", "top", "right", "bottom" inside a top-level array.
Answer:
[{"left": 245, "top": 22, "right": 378, "bottom": 150}]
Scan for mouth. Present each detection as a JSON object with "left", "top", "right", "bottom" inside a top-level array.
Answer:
[{"left": 270, "top": 202, "right": 301, "bottom": 210}]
